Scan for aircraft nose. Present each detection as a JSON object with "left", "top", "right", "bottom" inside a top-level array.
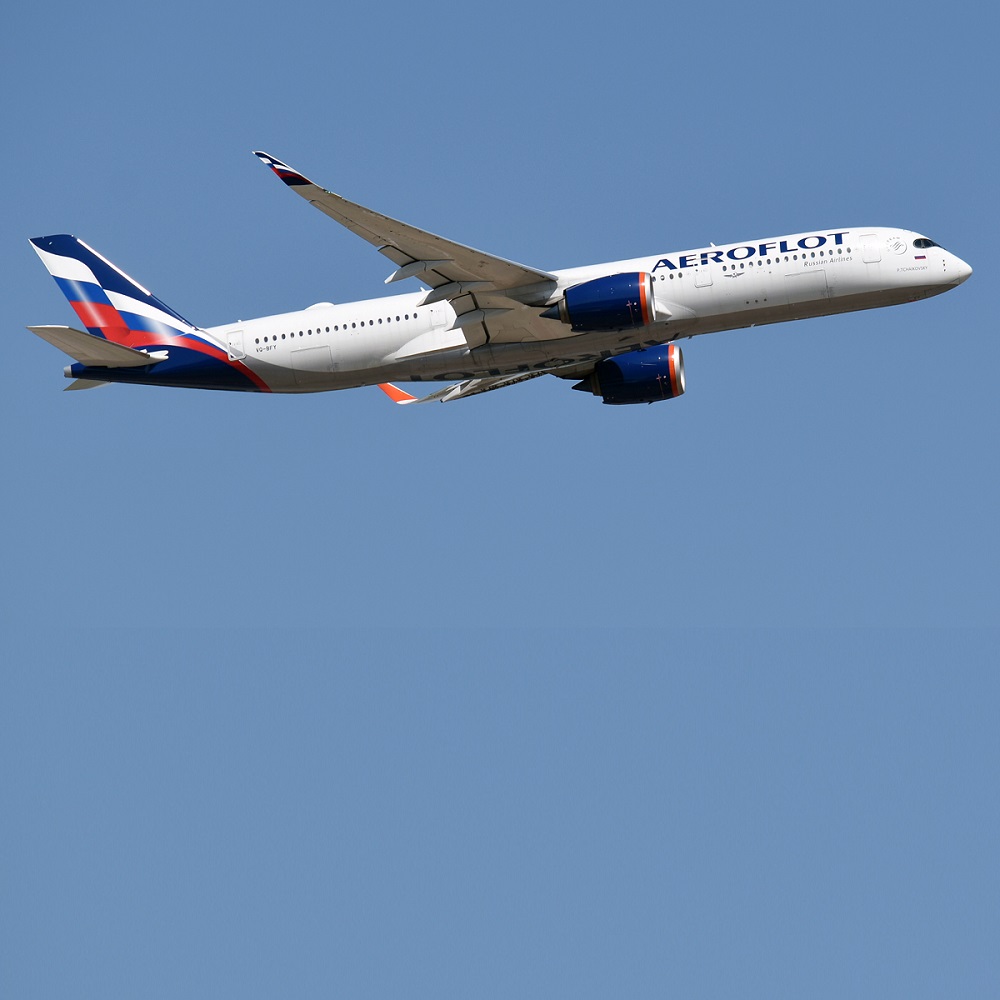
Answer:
[{"left": 949, "top": 253, "right": 973, "bottom": 285}]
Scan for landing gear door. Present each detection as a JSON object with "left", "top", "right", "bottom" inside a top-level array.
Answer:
[{"left": 227, "top": 328, "right": 246, "bottom": 361}]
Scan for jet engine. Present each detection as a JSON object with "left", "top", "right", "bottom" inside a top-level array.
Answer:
[
  {"left": 572, "top": 343, "right": 685, "bottom": 405},
  {"left": 542, "top": 272, "right": 655, "bottom": 331}
]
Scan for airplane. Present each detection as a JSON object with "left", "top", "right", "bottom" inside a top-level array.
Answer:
[{"left": 27, "top": 151, "right": 972, "bottom": 405}]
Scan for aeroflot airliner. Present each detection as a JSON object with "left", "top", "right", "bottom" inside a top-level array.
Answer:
[{"left": 28, "top": 151, "right": 972, "bottom": 405}]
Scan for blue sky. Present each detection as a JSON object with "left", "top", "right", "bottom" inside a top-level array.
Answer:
[{"left": 2, "top": 1, "right": 998, "bottom": 997}]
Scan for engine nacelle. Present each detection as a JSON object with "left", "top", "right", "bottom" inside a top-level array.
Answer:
[
  {"left": 572, "top": 343, "right": 686, "bottom": 405},
  {"left": 542, "top": 272, "right": 655, "bottom": 332}
]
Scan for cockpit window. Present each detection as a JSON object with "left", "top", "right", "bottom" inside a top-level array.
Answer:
[{"left": 913, "top": 238, "right": 940, "bottom": 249}]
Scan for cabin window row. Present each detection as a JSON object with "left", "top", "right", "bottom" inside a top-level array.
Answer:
[
  {"left": 255, "top": 311, "right": 420, "bottom": 344},
  {"left": 658, "top": 247, "right": 854, "bottom": 279}
]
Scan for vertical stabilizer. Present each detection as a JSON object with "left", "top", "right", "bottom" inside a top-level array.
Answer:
[
  {"left": 29, "top": 235, "right": 199, "bottom": 346},
  {"left": 29, "top": 235, "right": 269, "bottom": 392}
]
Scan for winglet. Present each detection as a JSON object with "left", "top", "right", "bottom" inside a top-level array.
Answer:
[
  {"left": 253, "top": 151, "right": 311, "bottom": 186},
  {"left": 377, "top": 383, "right": 418, "bottom": 404}
]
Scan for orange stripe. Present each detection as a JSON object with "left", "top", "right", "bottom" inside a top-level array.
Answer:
[
  {"left": 638, "top": 274, "right": 649, "bottom": 325},
  {"left": 668, "top": 345, "right": 678, "bottom": 396}
]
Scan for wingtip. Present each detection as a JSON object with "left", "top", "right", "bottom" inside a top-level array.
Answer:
[
  {"left": 253, "top": 150, "right": 310, "bottom": 186},
  {"left": 377, "top": 382, "right": 417, "bottom": 404}
]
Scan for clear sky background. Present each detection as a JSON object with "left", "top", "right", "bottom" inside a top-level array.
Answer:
[{"left": 2, "top": 1, "right": 997, "bottom": 998}]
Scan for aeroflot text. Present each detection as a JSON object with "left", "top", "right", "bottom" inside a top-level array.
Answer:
[{"left": 651, "top": 232, "right": 850, "bottom": 271}]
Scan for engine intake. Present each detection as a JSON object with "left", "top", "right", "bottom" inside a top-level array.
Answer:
[
  {"left": 573, "top": 343, "right": 685, "bottom": 405},
  {"left": 542, "top": 272, "right": 655, "bottom": 332}
]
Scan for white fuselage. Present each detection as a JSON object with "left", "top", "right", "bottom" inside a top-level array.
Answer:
[{"left": 206, "top": 227, "right": 971, "bottom": 392}]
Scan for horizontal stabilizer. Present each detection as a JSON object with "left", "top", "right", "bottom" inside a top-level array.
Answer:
[
  {"left": 64, "top": 378, "right": 110, "bottom": 391},
  {"left": 26, "top": 326, "right": 164, "bottom": 368}
]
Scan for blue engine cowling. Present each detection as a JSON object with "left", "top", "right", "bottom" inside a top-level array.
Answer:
[
  {"left": 572, "top": 343, "right": 686, "bottom": 405},
  {"left": 541, "top": 272, "right": 655, "bottom": 331}
]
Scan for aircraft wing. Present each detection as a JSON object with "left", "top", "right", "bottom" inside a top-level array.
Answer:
[
  {"left": 378, "top": 371, "right": 549, "bottom": 404},
  {"left": 253, "top": 151, "right": 560, "bottom": 347},
  {"left": 376, "top": 355, "right": 599, "bottom": 404}
]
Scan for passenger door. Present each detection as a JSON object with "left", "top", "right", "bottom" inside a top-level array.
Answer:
[{"left": 227, "top": 328, "right": 245, "bottom": 361}]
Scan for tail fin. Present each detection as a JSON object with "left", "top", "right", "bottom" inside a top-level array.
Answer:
[{"left": 29, "top": 235, "right": 199, "bottom": 347}]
